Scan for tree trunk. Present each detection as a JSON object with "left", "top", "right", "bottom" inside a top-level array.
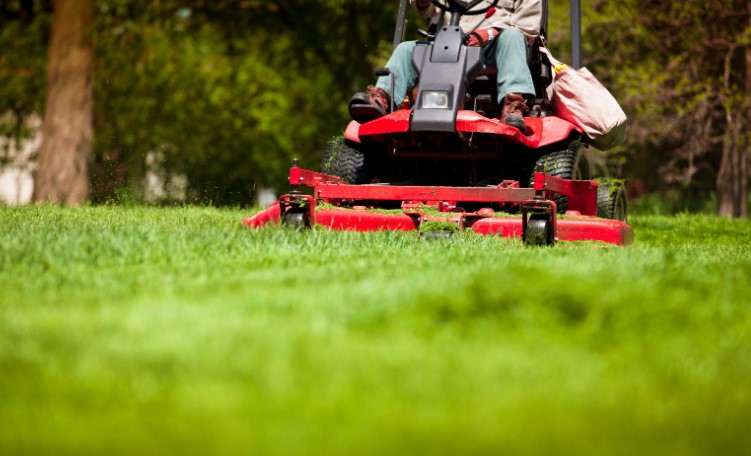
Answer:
[
  {"left": 716, "top": 118, "right": 747, "bottom": 218},
  {"left": 746, "top": 43, "right": 751, "bottom": 218},
  {"left": 716, "top": 17, "right": 750, "bottom": 220},
  {"left": 32, "top": 0, "right": 94, "bottom": 205},
  {"left": 743, "top": 13, "right": 751, "bottom": 219}
]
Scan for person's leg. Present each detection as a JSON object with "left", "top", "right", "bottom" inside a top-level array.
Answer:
[
  {"left": 350, "top": 41, "right": 418, "bottom": 122},
  {"left": 375, "top": 40, "right": 418, "bottom": 106},
  {"left": 493, "top": 28, "right": 535, "bottom": 103},
  {"left": 492, "top": 28, "right": 535, "bottom": 130}
]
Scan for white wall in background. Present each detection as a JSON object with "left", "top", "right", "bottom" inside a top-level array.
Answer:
[{"left": 0, "top": 131, "right": 40, "bottom": 205}]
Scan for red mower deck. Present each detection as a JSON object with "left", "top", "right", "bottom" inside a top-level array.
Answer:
[{"left": 244, "top": 164, "right": 634, "bottom": 246}]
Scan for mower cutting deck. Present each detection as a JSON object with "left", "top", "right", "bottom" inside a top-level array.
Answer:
[{"left": 244, "top": 161, "right": 633, "bottom": 246}]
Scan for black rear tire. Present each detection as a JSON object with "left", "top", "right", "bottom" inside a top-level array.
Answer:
[
  {"left": 530, "top": 141, "right": 590, "bottom": 213},
  {"left": 321, "top": 136, "right": 372, "bottom": 184},
  {"left": 596, "top": 178, "right": 628, "bottom": 222}
]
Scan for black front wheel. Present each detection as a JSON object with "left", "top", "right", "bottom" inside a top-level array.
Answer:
[{"left": 321, "top": 136, "right": 372, "bottom": 184}]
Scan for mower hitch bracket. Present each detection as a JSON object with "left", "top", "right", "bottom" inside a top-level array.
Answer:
[{"left": 532, "top": 165, "right": 598, "bottom": 216}]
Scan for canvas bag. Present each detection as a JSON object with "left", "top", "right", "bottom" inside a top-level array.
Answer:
[{"left": 539, "top": 47, "right": 627, "bottom": 151}]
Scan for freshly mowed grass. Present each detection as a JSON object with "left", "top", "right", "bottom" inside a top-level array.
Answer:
[{"left": 1, "top": 205, "right": 750, "bottom": 455}]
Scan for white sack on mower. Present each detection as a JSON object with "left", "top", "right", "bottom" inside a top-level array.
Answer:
[{"left": 541, "top": 48, "right": 627, "bottom": 151}]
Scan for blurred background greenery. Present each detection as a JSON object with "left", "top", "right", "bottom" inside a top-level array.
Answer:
[{"left": 1, "top": 0, "right": 749, "bottom": 212}]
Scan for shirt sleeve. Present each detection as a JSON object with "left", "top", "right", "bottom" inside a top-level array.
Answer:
[
  {"left": 481, "top": 0, "right": 542, "bottom": 36},
  {"left": 509, "top": 0, "right": 543, "bottom": 35}
]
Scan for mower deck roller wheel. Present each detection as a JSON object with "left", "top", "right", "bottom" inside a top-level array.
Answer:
[
  {"left": 596, "top": 178, "right": 628, "bottom": 222},
  {"left": 282, "top": 210, "right": 309, "bottom": 230},
  {"left": 530, "top": 141, "right": 590, "bottom": 213},
  {"left": 321, "top": 136, "right": 372, "bottom": 184},
  {"left": 524, "top": 213, "right": 555, "bottom": 246}
]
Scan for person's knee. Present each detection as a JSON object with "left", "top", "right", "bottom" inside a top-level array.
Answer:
[
  {"left": 392, "top": 40, "right": 417, "bottom": 59},
  {"left": 385, "top": 41, "right": 417, "bottom": 76},
  {"left": 497, "top": 28, "right": 525, "bottom": 45}
]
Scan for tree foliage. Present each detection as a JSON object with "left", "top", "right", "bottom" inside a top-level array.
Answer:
[
  {"left": 0, "top": 0, "right": 49, "bottom": 153},
  {"left": 87, "top": 0, "right": 401, "bottom": 204},
  {"left": 2, "top": 0, "right": 399, "bottom": 204},
  {"left": 573, "top": 0, "right": 750, "bottom": 216}
]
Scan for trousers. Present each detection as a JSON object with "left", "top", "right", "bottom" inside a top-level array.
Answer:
[{"left": 375, "top": 28, "right": 535, "bottom": 106}]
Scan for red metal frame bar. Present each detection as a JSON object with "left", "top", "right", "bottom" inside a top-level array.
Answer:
[
  {"left": 290, "top": 167, "right": 341, "bottom": 187},
  {"left": 533, "top": 172, "right": 598, "bottom": 216},
  {"left": 316, "top": 184, "right": 535, "bottom": 204},
  {"left": 290, "top": 167, "right": 596, "bottom": 209}
]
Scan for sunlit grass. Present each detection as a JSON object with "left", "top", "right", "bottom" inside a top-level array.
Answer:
[{"left": 1, "top": 205, "right": 750, "bottom": 454}]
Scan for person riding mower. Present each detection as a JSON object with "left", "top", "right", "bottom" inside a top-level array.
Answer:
[{"left": 349, "top": 0, "right": 543, "bottom": 132}]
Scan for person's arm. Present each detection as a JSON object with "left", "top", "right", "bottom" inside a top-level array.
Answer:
[
  {"left": 412, "top": 0, "right": 439, "bottom": 19},
  {"left": 508, "top": 0, "right": 543, "bottom": 35},
  {"left": 483, "top": 0, "right": 542, "bottom": 36},
  {"left": 466, "top": 1, "right": 502, "bottom": 47},
  {"left": 466, "top": 27, "right": 500, "bottom": 46}
]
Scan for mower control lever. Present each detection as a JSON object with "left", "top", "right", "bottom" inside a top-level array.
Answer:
[{"left": 417, "top": 29, "right": 435, "bottom": 40}]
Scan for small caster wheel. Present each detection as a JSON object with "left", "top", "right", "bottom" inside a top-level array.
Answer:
[
  {"left": 419, "top": 231, "right": 454, "bottom": 240},
  {"left": 524, "top": 213, "right": 555, "bottom": 246},
  {"left": 282, "top": 209, "right": 309, "bottom": 230}
]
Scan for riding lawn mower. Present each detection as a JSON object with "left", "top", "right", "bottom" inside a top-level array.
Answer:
[{"left": 245, "top": 0, "right": 633, "bottom": 246}]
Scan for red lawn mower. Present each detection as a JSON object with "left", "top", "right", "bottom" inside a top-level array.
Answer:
[{"left": 245, "top": 0, "right": 632, "bottom": 246}]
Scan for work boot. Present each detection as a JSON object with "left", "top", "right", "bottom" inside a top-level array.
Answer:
[
  {"left": 349, "top": 85, "right": 391, "bottom": 123},
  {"left": 500, "top": 93, "right": 529, "bottom": 132}
]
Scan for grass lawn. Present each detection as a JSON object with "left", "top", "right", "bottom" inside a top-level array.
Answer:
[{"left": 1, "top": 205, "right": 750, "bottom": 455}]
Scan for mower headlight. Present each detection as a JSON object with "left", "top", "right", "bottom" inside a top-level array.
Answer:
[{"left": 421, "top": 91, "right": 450, "bottom": 109}]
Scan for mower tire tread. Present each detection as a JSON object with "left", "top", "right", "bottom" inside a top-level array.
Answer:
[
  {"left": 595, "top": 178, "right": 628, "bottom": 221},
  {"left": 530, "top": 141, "right": 590, "bottom": 213},
  {"left": 322, "top": 136, "right": 371, "bottom": 184}
]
